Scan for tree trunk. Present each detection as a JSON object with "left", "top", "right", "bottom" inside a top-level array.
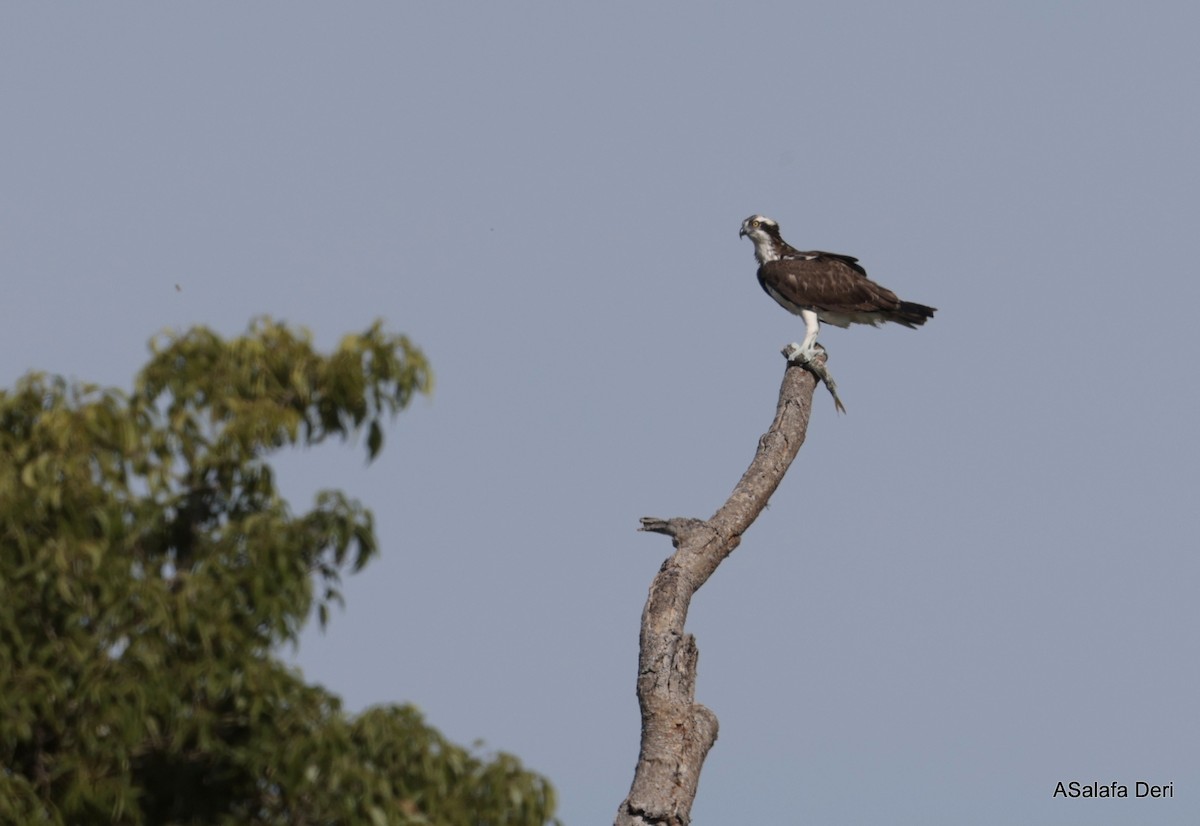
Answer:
[{"left": 615, "top": 358, "right": 820, "bottom": 826}]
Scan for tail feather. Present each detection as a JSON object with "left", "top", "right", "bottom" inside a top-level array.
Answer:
[{"left": 892, "top": 301, "right": 936, "bottom": 329}]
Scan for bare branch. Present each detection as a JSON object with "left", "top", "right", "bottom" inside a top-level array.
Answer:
[{"left": 616, "top": 357, "right": 820, "bottom": 826}]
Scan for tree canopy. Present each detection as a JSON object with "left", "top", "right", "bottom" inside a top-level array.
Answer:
[{"left": 0, "top": 318, "right": 558, "bottom": 825}]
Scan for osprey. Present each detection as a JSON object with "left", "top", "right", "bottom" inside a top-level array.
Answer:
[{"left": 739, "top": 214, "right": 936, "bottom": 366}]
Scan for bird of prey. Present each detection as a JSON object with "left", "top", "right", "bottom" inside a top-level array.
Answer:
[
  {"left": 739, "top": 214, "right": 937, "bottom": 411},
  {"left": 740, "top": 214, "right": 936, "bottom": 361}
]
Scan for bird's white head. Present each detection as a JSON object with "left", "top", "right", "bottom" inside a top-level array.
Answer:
[{"left": 739, "top": 214, "right": 783, "bottom": 264}]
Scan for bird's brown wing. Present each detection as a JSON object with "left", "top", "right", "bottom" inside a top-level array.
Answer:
[{"left": 759, "top": 253, "right": 901, "bottom": 316}]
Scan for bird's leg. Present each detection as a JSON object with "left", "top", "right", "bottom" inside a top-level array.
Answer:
[
  {"left": 781, "top": 341, "right": 847, "bottom": 415},
  {"left": 792, "top": 309, "right": 823, "bottom": 364}
]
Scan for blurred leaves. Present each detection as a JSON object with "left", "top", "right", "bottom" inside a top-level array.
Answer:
[{"left": 0, "top": 318, "right": 559, "bottom": 825}]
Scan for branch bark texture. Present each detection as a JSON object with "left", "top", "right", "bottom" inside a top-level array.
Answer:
[{"left": 615, "top": 360, "right": 820, "bottom": 826}]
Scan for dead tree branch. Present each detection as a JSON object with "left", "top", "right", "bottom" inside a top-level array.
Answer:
[{"left": 615, "top": 356, "right": 821, "bottom": 826}]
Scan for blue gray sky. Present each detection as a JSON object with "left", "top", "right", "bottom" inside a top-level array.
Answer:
[{"left": 4, "top": 4, "right": 1199, "bottom": 824}]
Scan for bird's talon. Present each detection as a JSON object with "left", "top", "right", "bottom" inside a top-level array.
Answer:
[{"left": 781, "top": 342, "right": 815, "bottom": 364}]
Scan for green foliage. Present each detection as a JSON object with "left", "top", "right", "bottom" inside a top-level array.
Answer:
[{"left": 0, "top": 319, "right": 558, "bottom": 825}]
